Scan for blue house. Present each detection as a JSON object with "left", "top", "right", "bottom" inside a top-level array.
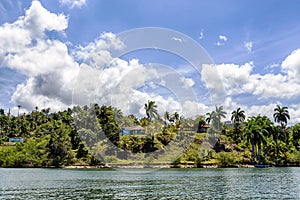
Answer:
[
  {"left": 120, "top": 126, "right": 145, "bottom": 135},
  {"left": 9, "top": 137, "right": 25, "bottom": 142}
]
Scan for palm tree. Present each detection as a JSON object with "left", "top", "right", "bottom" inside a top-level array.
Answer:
[
  {"left": 273, "top": 105, "right": 290, "bottom": 128},
  {"left": 231, "top": 108, "right": 245, "bottom": 124},
  {"left": 273, "top": 105, "right": 290, "bottom": 145},
  {"left": 144, "top": 100, "right": 160, "bottom": 135},
  {"left": 214, "top": 105, "right": 227, "bottom": 131},
  {"left": 270, "top": 125, "right": 286, "bottom": 165},
  {"left": 215, "top": 106, "right": 227, "bottom": 121},
  {"left": 205, "top": 111, "right": 215, "bottom": 125},
  {"left": 244, "top": 115, "right": 269, "bottom": 163},
  {"left": 17, "top": 105, "right": 21, "bottom": 117},
  {"left": 164, "top": 111, "right": 170, "bottom": 125}
]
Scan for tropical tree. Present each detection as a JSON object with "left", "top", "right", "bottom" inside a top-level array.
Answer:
[
  {"left": 214, "top": 106, "right": 227, "bottom": 131},
  {"left": 244, "top": 115, "right": 270, "bottom": 163},
  {"left": 205, "top": 111, "right": 215, "bottom": 125},
  {"left": 230, "top": 108, "right": 246, "bottom": 143},
  {"left": 144, "top": 100, "right": 160, "bottom": 125},
  {"left": 17, "top": 105, "right": 21, "bottom": 117},
  {"left": 273, "top": 105, "right": 290, "bottom": 128},
  {"left": 164, "top": 111, "right": 170, "bottom": 125},
  {"left": 269, "top": 125, "right": 287, "bottom": 164},
  {"left": 231, "top": 108, "right": 245, "bottom": 124},
  {"left": 273, "top": 105, "right": 290, "bottom": 145},
  {"left": 292, "top": 123, "right": 300, "bottom": 151}
]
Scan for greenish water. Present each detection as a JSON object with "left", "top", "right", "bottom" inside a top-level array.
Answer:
[{"left": 1, "top": 168, "right": 300, "bottom": 199}]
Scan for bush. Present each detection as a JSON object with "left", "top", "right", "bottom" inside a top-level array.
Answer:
[
  {"left": 286, "top": 151, "right": 300, "bottom": 164},
  {"left": 216, "top": 152, "right": 242, "bottom": 166}
]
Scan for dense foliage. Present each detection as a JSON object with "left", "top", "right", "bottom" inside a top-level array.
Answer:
[{"left": 0, "top": 104, "right": 300, "bottom": 168}]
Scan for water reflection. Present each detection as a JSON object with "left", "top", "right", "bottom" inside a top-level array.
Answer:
[{"left": 1, "top": 168, "right": 300, "bottom": 199}]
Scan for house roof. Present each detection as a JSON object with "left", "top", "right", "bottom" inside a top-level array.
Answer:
[{"left": 122, "top": 126, "right": 145, "bottom": 131}]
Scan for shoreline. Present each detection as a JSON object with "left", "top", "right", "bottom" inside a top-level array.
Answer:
[
  {"left": 3, "top": 163, "right": 300, "bottom": 169},
  {"left": 62, "top": 164, "right": 256, "bottom": 169}
]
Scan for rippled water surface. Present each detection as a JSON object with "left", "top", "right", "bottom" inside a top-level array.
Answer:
[{"left": 1, "top": 167, "right": 300, "bottom": 199}]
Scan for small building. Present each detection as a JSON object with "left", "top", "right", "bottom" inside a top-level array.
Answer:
[
  {"left": 198, "top": 124, "right": 210, "bottom": 133},
  {"left": 120, "top": 126, "right": 145, "bottom": 135},
  {"left": 9, "top": 137, "right": 25, "bottom": 143}
]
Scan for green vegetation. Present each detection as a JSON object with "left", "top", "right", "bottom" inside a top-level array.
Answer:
[{"left": 0, "top": 103, "right": 300, "bottom": 168}]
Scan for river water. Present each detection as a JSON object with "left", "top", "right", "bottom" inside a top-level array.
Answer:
[{"left": 1, "top": 167, "right": 300, "bottom": 199}]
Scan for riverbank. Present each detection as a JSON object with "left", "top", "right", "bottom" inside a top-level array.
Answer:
[{"left": 62, "top": 163, "right": 256, "bottom": 169}]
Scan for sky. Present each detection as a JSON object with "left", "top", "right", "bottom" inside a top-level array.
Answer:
[{"left": 0, "top": 0, "right": 300, "bottom": 124}]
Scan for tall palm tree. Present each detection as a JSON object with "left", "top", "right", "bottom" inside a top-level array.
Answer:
[
  {"left": 17, "top": 105, "right": 21, "bottom": 117},
  {"left": 164, "top": 111, "right": 170, "bottom": 125},
  {"left": 215, "top": 105, "right": 227, "bottom": 122},
  {"left": 214, "top": 105, "right": 227, "bottom": 131},
  {"left": 270, "top": 125, "right": 286, "bottom": 165},
  {"left": 205, "top": 111, "right": 215, "bottom": 125},
  {"left": 144, "top": 101, "right": 160, "bottom": 133},
  {"left": 273, "top": 105, "right": 290, "bottom": 128},
  {"left": 230, "top": 108, "right": 245, "bottom": 144},
  {"left": 231, "top": 108, "right": 245, "bottom": 124},
  {"left": 244, "top": 115, "right": 269, "bottom": 163}
]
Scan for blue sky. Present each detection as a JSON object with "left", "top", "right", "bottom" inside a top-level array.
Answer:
[{"left": 0, "top": 0, "right": 300, "bottom": 124}]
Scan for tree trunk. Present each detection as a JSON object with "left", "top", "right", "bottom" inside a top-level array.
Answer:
[
  {"left": 251, "top": 143, "right": 255, "bottom": 161},
  {"left": 258, "top": 143, "right": 261, "bottom": 163}
]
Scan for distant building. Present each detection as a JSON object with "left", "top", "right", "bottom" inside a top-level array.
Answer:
[
  {"left": 120, "top": 126, "right": 145, "bottom": 135},
  {"left": 198, "top": 124, "right": 210, "bottom": 133},
  {"left": 9, "top": 137, "right": 25, "bottom": 142}
]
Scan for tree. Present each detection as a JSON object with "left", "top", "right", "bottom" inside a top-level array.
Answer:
[
  {"left": 212, "top": 105, "right": 227, "bottom": 131},
  {"left": 273, "top": 105, "right": 290, "bottom": 128},
  {"left": 244, "top": 115, "right": 270, "bottom": 163},
  {"left": 270, "top": 125, "right": 286, "bottom": 164},
  {"left": 292, "top": 123, "right": 300, "bottom": 151},
  {"left": 17, "top": 105, "right": 21, "bottom": 117},
  {"left": 144, "top": 100, "right": 160, "bottom": 125},
  {"left": 164, "top": 111, "right": 170, "bottom": 125},
  {"left": 205, "top": 111, "right": 215, "bottom": 125},
  {"left": 231, "top": 108, "right": 245, "bottom": 124},
  {"left": 215, "top": 105, "right": 227, "bottom": 122},
  {"left": 230, "top": 108, "right": 246, "bottom": 143},
  {"left": 273, "top": 105, "right": 290, "bottom": 145}
]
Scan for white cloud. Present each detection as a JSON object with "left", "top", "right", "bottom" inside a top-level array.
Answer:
[
  {"left": 199, "top": 31, "right": 204, "bottom": 39},
  {"left": 216, "top": 41, "right": 224, "bottom": 46},
  {"left": 0, "top": 1, "right": 76, "bottom": 111},
  {"left": 203, "top": 50, "right": 300, "bottom": 101},
  {"left": 171, "top": 37, "right": 183, "bottom": 43},
  {"left": 244, "top": 41, "right": 253, "bottom": 52},
  {"left": 180, "top": 77, "right": 195, "bottom": 89},
  {"left": 59, "top": 0, "right": 87, "bottom": 9},
  {"left": 216, "top": 35, "right": 228, "bottom": 46},
  {"left": 219, "top": 35, "right": 227, "bottom": 41},
  {"left": 0, "top": 1, "right": 67, "bottom": 55},
  {"left": 281, "top": 48, "right": 300, "bottom": 81}
]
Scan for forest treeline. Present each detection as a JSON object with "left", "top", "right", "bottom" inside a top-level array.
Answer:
[{"left": 0, "top": 102, "right": 300, "bottom": 167}]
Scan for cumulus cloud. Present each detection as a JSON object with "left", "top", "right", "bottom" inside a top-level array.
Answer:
[
  {"left": 281, "top": 49, "right": 300, "bottom": 81},
  {"left": 180, "top": 77, "right": 194, "bottom": 89},
  {"left": 0, "top": 1, "right": 76, "bottom": 111},
  {"left": 73, "top": 32, "right": 125, "bottom": 68},
  {"left": 0, "top": 0, "right": 200, "bottom": 118},
  {"left": 0, "top": 1, "right": 67, "bottom": 55},
  {"left": 244, "top": 41, "right": 253, "bottom": 52},
  {"left": 203, "top": 50, "right": 300, "bottom": 101},
  {"left": 59, "top": 0, "right": 87, "bottom": 9}
]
